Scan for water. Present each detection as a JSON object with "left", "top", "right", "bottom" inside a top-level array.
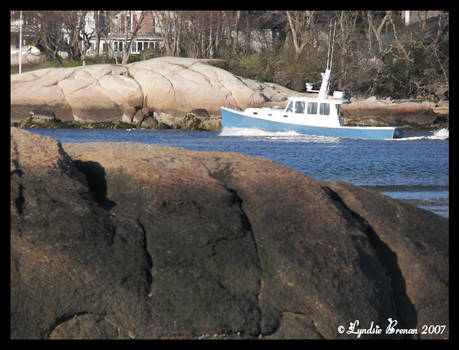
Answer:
[{"left": 26, "top": 127, "right": 449, "bottom": 218}]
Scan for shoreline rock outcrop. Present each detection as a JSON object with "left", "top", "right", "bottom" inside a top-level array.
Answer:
[
  {"left": 341, "top": 99, "right": 449, "bottom": 130},
  {"left": 10, "top": 57, "right": 277, "bottom": 130},
  {"left": 11, "top": 127, "right": 448, "bottom": 339},
  {"left": 11, "top": 57, "right": 448, "bottom": 131}
]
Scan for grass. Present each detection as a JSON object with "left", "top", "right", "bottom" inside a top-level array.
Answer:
[
  {"left": 10, "top": 48, "right": 164, "bottom": 75},
  {"left": 10, "top": 56, "right": 117, "bottom": 75},
  {"left": 11, "top": 59, "right": 81, "bottom": 75}
]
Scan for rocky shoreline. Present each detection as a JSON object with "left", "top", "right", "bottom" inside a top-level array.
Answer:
[
  {"left": 11, "top": 127, "right": 448, "bottom": 339},
  {"left": 340, "top": 99, "right": 449, "bottom": 130},
  {"left": 11, "top": 57, "right": 448, "bottom": 131},
  {"left": 11, "top": 99, "right": 449, "bottom": 131},
  {"left": 12, "top": 109, "right": 221, "bottom": 131}
]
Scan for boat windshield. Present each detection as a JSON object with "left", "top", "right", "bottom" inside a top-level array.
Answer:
[
  {"left": 295, "top": 101, "right": 305, "bottom": 114},
  {"left": 319, "top": 103, "right": 330, "bottom": 115},
  {"left": 285, "top": 100, "right": 293, "bottom": 113},
  {"left": 307, "top": 102, "right": 317, "bottom": 114}
]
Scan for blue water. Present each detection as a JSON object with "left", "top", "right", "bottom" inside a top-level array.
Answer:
[{"left": 26, "top": 127, "right": 449, "bottom": 218}]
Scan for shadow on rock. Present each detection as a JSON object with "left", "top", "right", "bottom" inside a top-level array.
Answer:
[{"left": 73, "top": 160, "right": 116, "bottom": 210}]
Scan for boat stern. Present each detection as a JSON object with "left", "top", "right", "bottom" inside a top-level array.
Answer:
[{"left": 394, "top": 127, "right": 404, "bottom": 139}]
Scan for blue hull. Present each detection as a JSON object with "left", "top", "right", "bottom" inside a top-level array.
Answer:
[{"left": 221, "top": 107, "right": 403, "bottom": 140}]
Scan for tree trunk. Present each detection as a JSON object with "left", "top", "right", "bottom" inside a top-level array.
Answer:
[
  {"left": 121, "top": 11, "right": 145, "bottom": 65},
  {"left": 94, "top": 11, "right": 100, "bottom": 57},
  {"left": 233, "top": 11, "right": 241, "bottom": 53}
]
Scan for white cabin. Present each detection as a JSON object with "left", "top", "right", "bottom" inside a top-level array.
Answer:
[
  {"left": 244, "top": 95, "right": 345, "bottom": 128},
  {"left": 282, "top": 95, "right": 345, "bottom": 127}
]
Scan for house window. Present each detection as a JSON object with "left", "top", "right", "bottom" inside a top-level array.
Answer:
[
  {"left": 132, "top": 13, "right": 137, "bottom": 32},
  {"left": 126, "top": 13, "right": 131, "bottom": 32},
  {"left": 295, "top": 101, "right": 305, "bottom": 114},
  {"left": 113, "top": 41, "right": 118, "bottom": 52},
  {"left": 307, "top": 102, "right": 317, "bottom": 114},
  {"left": 137, "top": 41, "right": 143, "bottom": 52},
  {"left": 120, "top": 14, "right": 125, "bottom": 32},
  {"left": 319, "top": 103, "right": 330, "bottom": 115}
]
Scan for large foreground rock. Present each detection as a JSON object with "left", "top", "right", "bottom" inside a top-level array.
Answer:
[{"left": 11, "top": 128, "right": 448, "bottom": 339}]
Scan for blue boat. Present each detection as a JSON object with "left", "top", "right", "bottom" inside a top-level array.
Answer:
[
  {"left": 221, "top": 22, "right": 403, "bottom": 140},
  {"left": 221, "top": 104, "right": 404, "bottom": 140},
  {"left": 221, "top": 66, "right": 403, "bottom": 140}
]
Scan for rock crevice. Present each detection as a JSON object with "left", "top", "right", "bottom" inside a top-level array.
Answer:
[
  {"left": 324, "top": 185, "right": 418, "bottom": 337},
  {"left": 202, "top": 162, "right": 264, "bottom": 334}
]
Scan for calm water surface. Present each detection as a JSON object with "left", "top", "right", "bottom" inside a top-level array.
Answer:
[{"left": 27, "top": 127, "right": 449, "bottom": 218}]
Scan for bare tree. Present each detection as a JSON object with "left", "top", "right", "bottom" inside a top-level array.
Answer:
[
  {"left": 23, "top": 11, "right": 68, "bottom": 65},
  {"left": 363, "top": 11, "right": 393, "bottom": 95},
  {"left": 366, "top": 11, "right": 392, "bottom": 55},
  {"left": 285, "top": 10, "right": 317, "bottom": 57},
  {"left": 430, "top": 12, "right": 449, "bottom": 96},
  {"left": 95, "top": 11, "right": 120, "bottom": 64},
  {"left": 385, "top": 11, "right": 449, "bottom": 99},
  {"left": 177, "top": 11, "right": 227, "bottom": 58},
  {"left": 60, "top": 11, "right": 80, "bottom": 61},
  {"left": 93, "top": 11, "right": 102, "bottom": 57},
  {"left": 333, "top": 11, "right": 360, "bottom": 91},
  {"left": 120, "top": 11, "right": 146, "bottom": 64},
  {"left": 77, "top": 11, "right": 95, "bottom": 66},
  {"left": 232, "top": 11, "right": 241, "bottom": 53},
  {"left": 153, "top": 11, "right": 183, "bottom": 56},
  {"left": 180, "top": 11, "right": 206, "bottom": 58}
]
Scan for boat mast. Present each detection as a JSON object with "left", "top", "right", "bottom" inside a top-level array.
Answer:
[{"left": 318, "top": 20, "right": 336, "bottom": 99}]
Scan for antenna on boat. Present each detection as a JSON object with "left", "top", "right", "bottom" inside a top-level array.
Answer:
[
  {"left": 318, "top": 19, "right": 337, "bottom": 99},
  {"left": 326, "top": 19, "right": 336, "bottom": 71}
]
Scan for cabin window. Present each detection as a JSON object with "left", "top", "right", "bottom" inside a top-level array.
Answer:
[
  {"left": 307, "top": 102, "right": 317, "bottom": 114},
  {"left": 319, "top": 103, "right": 330, "bottom": 115},
  {"left": 335, "top": 104, "right": 341, "bottom": 116},
  {"left": 295, "top": 101, "right": 305, "bottom": 114},
  {"left": 286, "top": 101, "right": 293, "bottom": 113}
]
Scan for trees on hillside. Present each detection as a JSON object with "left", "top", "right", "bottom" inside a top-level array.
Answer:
[
  {"left": 278, "top": 10, "right": 449, "bottom": 100},
  {"left": 11, "top": 10, "right": 448, "bottom": 100}
]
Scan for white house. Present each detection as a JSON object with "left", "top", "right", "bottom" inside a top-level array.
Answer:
[{"left": 81, "top": 11, "right": 164, "bottom": 57}]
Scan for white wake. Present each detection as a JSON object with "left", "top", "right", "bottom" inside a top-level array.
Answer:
[
  {"left": 398, "top": 128, "right": 449, "bottom": 141},
  {"left": 219, "top": 127, "right": 339, "bottom": 142}
]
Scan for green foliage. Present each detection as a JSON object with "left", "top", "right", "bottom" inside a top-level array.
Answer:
[{"left": 213, "top": 43, "right": 324, "bottom": 93}]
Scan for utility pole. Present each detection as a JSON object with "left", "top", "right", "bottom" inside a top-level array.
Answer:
[{"left": 18, "top": 10, "right": 22, "bottom": 74}]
